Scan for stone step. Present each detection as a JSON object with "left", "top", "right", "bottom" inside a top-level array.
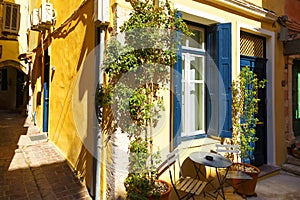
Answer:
[
  {"left": 282, "top": 163, "right": 300, "bottom": 176},
  {"left": 287, "top": 155, "right": 300, "bottom": 166},
  {"left": 257, "top": 164, "right": 281, "bottom": 181}
]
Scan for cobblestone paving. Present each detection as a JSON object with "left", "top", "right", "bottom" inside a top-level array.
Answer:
[{"left": 0, "top": 110, "right": 92, "bottom": 200}]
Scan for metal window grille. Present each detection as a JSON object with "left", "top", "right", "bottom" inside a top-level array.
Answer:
[{"left": 240, "top": 32, "right": 264, "bottom": 58}]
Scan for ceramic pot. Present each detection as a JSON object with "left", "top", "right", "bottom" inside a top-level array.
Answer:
[{"left": 231, "top": 162, "right": 260, "bottom": 198}]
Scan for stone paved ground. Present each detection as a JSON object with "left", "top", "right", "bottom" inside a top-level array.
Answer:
[{"left": 0, "top": 110, "right": 92, "bottom": 200}]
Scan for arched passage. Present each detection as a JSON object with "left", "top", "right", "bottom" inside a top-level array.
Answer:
[{"left": 0, "top": 60, "right": 28, "bottom": 112}]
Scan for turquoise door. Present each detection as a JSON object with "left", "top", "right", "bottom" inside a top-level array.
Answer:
[
  {"left": 43, "top": 50, "right": 50, "bottom": 132},
  {"left": 240, "top": 56, "right": 267, "bottom": 166},
  {"left": 292, "top": 60, "right": 300, "bottom": 138}
]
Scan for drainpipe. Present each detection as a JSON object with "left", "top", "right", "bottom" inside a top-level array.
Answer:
[
  {"left": 93, "top": 0, "right": 110, "bottom": 199},
  {"left": 93, "top": 26, "right": 106, "bottom": 200}
]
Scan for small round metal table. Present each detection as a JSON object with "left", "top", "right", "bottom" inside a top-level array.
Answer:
[{"left": 189, "top": 151, "right": 232, "bottom": 200}]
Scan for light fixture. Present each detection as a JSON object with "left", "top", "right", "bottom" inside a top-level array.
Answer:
[{"left": 18, "top": 52, "right": 33, "bottom": 63}]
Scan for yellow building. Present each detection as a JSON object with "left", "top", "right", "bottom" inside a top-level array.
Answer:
[
  {"left": 24, "top": 0, "right": 109, "bottom": 198},
  {"left": 0, "top": 0, "right": 29, "bottom": 112},
  {"left": 22, "top": 0, "right": 288, "bottom": 199},
  {"left": 102, "top": 0, "right": 286, "bottom": 198}
]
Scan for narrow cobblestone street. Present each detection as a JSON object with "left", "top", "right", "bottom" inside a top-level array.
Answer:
[{"left": 0, "top": 110, "right": 92, "bottom": 200}]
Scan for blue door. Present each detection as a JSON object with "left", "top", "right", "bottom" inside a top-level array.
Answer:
[
  {"left": 240, "top": 56, "right": 267, "bottom": 166},
  {"left": 43, "top": 50, "right": 50, "bottom": 132}
]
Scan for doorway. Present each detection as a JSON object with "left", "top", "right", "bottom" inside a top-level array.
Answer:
[
  {"left": 240, "top": 56, "right": 267, "bottom": 166},
  {"left": 43, "top": 50, "right": 50, "bottom": 132},
  {"left": 292, "top": 59, "right": 300, "bottom": 139},
  {"left": 16, "top": 70, "right": 25, "bottom": 109}
]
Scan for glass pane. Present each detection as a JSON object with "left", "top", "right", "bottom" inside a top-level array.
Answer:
[
  {"left": 12, "top": 6, "right": 18, "bottom": 30},
  {"left": 182, "top": 55, "right": 185, "bottom": 79},
  {"left": 5, "top": 4, "right": 11, "bottom": 29},
  {"left": 297, "top": 73, "right": 300, "bottom": 119},
  {"left": 181, "top": 83, "right": 185, "bottom": 133},
  {"left": 183, "top": 28, "right": 204, "bottom": 49},
  {"left": 190, "top": 56, "right": 203, "bottom": 80},
  {"left": 188, "top": 83, "right": 203, "bottom": 132},
  {"left": 181, "top": 55, "right": 185, "bottom": 133}
]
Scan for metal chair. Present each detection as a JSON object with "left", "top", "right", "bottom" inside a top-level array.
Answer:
[
  {"left": 213, "top": 144, "right": 252, "bottom": 192},
  {"left": 157, "top": 149, "right": 207, "bottom": 200}
]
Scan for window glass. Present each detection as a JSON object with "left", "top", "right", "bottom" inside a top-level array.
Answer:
[
  {"left": 297, "top": 73, "right": 300, "bottom": 119},
  {"left": 3, "top": 2, "right": 20, "bottom": 33},
  {"left": 12, "top": 6, "right": 18, "bottom": 30},
  {"left": 188, "top": 82, "right": 203, "bottom": 132},
  {"left": 4, "top": 4, "right": 11, "bottom": 29},
  {"left": 190, "top": 55, "right": 203, "bottom": 80},
  {"left": 181, "top": 53, "right": 205, "bottom": 137},
  {"left": 183, "top": 27, "right": 204, "bottom": 50}
]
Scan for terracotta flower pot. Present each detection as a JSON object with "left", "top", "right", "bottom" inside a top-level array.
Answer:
[
  {"left": 231, "top": 162, "right": 260, "bottom": 198},
  {"left": 148, "top": 180, "right": 171, "bottom": 200}
]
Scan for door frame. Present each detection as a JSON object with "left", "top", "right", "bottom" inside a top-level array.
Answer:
[{"left": 237, "top": 24, "right": 275, "bottom": 165}]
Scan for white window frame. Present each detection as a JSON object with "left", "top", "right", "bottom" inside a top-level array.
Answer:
[
  {"left": 2, "top": 2, "right": 20, "bottom": 34},
  {"left": 181, "top": 26, "right": 206, "bottom": 137}
]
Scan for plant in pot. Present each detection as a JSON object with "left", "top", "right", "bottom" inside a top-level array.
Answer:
[
  {"left": 223, "top": 66, "right": 266, "bottom": 197},
  {"left": 101, "top": 0, "right": 192, "bottom": 199}
]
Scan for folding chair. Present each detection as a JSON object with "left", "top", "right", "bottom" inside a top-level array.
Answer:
[
  {"left": 214, "top": 144, "right": 252, "bottom": 192},
  {"left": 157, "top": 149, "right": 207, "bottom": 200}
]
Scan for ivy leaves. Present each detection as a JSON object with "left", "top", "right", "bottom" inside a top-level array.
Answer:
[
  {"left": 99, "top": 1, "right": 192, "bottom": 198},
  {"left": 232, "top": 66, "right": 266, "bottom": 162},
  {"left": 102, "top": 0, "right": 191, "bottom": 138}
]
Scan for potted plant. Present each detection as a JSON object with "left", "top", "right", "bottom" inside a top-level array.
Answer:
[
  {"left": 100, "top": 0, "right": 191, "bottom": 199},
  {"left": 223, "top": 66, "right": 266, "bottom": 197},
  {"left": 124, "top": 139, "right": 171, "bottom": 200}
]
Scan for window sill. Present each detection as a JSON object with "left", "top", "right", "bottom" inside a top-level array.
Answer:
[{"left": 178, "top": 135, "right": 219, "bottom": 150}]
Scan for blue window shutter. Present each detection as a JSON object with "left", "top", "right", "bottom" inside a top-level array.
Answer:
[
  {"left": 219, "top": 23, "right": 232, "bottom": 138},
  {"left": 206, "top": 25, "right": 217, "bottom": 137},
  {"left": 173, "top": 11, "right": 182, "bottom": 148},
  {"left": 207, "top": 23, "right": 232, "bottom": 138}
]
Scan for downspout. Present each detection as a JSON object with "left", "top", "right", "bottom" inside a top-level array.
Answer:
[
  {"left": 93, "top": 0, "right": 110, "bottom": 199},
  {"left": 93, "top": 26, "right": 106, "bottom": 200}
]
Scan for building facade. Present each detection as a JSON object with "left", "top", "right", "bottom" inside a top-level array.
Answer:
[
  {"left": 23, "top": 0, "right": 107, "bottom": 197},
  {"left": 0, "top": 0, "right": 29, "bottom": 112},
  {"left": 19, "top": 0, "right": 290, "bottom": 199},
  {"left": 103, "top": 0, "right": 287, "bottom": 198},
  {"left": 280, "top": 0, "right": 300, "bottom": 152}
]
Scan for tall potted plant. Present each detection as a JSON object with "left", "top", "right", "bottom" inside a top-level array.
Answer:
[
  {"left": 100, "top": 0, "right": 191, "bottom": 199},
  {"left": 224, "top": 66, "right": 266, "bottom": 197}
]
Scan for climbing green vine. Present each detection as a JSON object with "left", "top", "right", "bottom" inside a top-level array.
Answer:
[
  {"left": 228, "top": 66, "right": 266, "bottom": 163},
  {"left": 98, "top": 0, "right": 192, "bottom": 199}
]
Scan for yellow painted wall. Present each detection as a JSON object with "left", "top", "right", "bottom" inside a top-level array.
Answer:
[
  {"left": 262, "top": 0, "right": 287, "bottom": 166},
  {"left": 29, "top": 0, "right": 95, "bottom": 189},
  {"left": 50, "top": 0, "right": 95, "bottom": 188},
  {"left": 0, "top": 0, "right": 28, "bottom": 62},
  {"left": 0, "top": 0, "right": 29, "bottom": 110}
]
